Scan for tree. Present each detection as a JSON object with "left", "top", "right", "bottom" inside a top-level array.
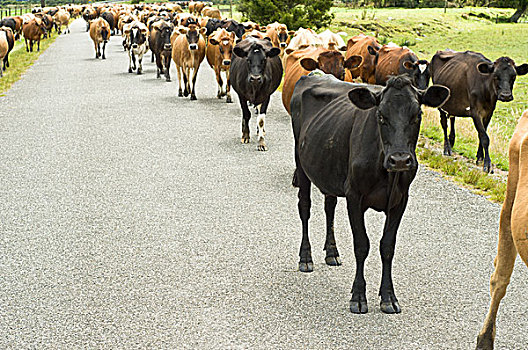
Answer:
[
  {"left": 238, "top": 0, "right": 334, "bottom": 30},
  {"left": 509, "top": 0, "right": 527, "bottom": 22}
]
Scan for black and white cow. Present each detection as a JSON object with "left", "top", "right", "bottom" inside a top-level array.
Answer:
[{"left": 124, "top": 21, "right": 149, "bottom": 74}]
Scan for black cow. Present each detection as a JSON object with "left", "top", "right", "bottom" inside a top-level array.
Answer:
[
  {"left": 148, "top": 20, "right": 173, "bottom": 82},
  {"left": 230, "top": 37, "right": 282, "bottom": 151},
  {"left": 1, "top": 27, "right": 14, "bottom": 71},
  {"left": 290, "top": 74, "right": 449, "bottom": 314},
  {"left": 205, "top": 18, "right": 223, "bottom": 36},
  {"left": 100, "top": 12, "right": 115, "bottom": 35},
  {"left": 0, "top": 18, "right": 16, "bottom": 34},
  {"left": 430, "top": 50, "right": 528, "bottom": 173},
  {"left": 222, "top": 19, "right": 249, "bottom": 41}
]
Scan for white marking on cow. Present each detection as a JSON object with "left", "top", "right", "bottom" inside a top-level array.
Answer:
[
  {"left": 418, "top": 64, "right": 427, "bottom": 73},
  {"left": 466, "top": 106, "right": 471, "bottom": 111},
  {"left": 222, "top": 39, "right": 229, "bottom": 45},
  {"left": 257, "top": 114, "right": 266, "bottom": 140}
]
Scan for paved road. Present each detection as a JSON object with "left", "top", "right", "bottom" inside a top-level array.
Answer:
[{"left": 1, "top": 19, "right": 527, "bottom": 349}]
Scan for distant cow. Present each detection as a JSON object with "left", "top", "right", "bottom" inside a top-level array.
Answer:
[
  {"left": 149, "top": 19, "right": 173, "bottom": 81},
  {"left": 172, "top": 23, "right": 206, "bottom": 100},
  {"left": 476, "top": 110, "right": 528, "bottom": 350},
  {"left": 206, "top": 28, "right": 235, "bottom": 102},
  {"left": 430, "top": 50, "right": 528, "bottom": 172},
  {"left": 22, "top": 18, "right": 46, "bottom": 52},
  {"left": 201, "top": 6, "right": 221, "bottom": 19},
  {"left": 344, "top": 33, "right": 381, "bottom": 83},
  {"left": 35, "top": 13, "right": 53, "bottom": 38},
  {"left": 375, "top": 44, "right": 430, "bottom": 89},
  {"left": 0, "top": 27, "right": 14, "bottom": 72},
  {"left": 284, "top": 28, "right": 321, "bottom": 55},
  {"left": 264, "top": 22, "right": 293, "bottom": 57},
  {"left": 230, "top": 37, "right": 282, "bottom": 151},
  {"left": 282, "top": 46, "right": 362, "bottom": 114},
  {"left": 0, "top": 18, "right": 16, "bottom": 38},
  {"left": 89, "top": 17, "right": 111, "bottom": 59},
  {"left": 318, "top": 29, "right": 347, "bottom": 51},
  {"left": 53, "top": 9, "right": 70, "bottom": 34},
  {"left": 124, "top": 21, "right": 149, "bottom": 74},
  {"left": 290, "top": 74, "right": 449, "bottom": 314},
  {"left": 221, "top": 19, "right": 248, "bottom": 41},
  {"left": 101, "top": 11, "right": 116, "bottom": 35},
  {"left": 0, "top": 29, "right": 9, "bottom": 77},
  {"left": 82, "top": 7, "right": 97, "bottom": 32}
]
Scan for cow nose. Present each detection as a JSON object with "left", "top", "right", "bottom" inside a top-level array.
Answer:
[
  {"left": 222, "top": 59, "right": 231, "bottom": 66},
  {"left": 249, "top": 75, "right": 262, "bottom": 84},
  {"left": 132, "top": 44, "right": 138, "bottom": 49},
  {"left": 163, "top": 43, "right": 171, "bottom": 50},
  {"left": 280, "top": 42, "right": 287, "bottom": 48},
  {"left": 189, "top": 44, "right": 198, "bottom": 50},
  {"left": 387, "top": 152, "right": 413, "bottom": 171},
  {"left": 498, "top": 92, "right": 513, "bottom": 102}
]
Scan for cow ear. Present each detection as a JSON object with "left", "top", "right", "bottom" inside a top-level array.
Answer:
[
  {"left": 403, "top": 60, "right": 415, "bottom": 70},
  {"left": 300, "top": 57, "right": 318, "bottom": 71},
  {"left": 419, "top": 85, "right": 450, "bottom": 108},
  {"left": 338, "top": 45, "right": 347, "bottom": 51},
  {"left": 477, "top": 62, "right": 494, "bottom": 75},
  {"left": 230, "top": 31, "right": 235, "bottom": 39},
  {"left": 515, "top": 63, "right": 528, "bottom": 76},
  {"left": 199, "top": 27, "right": 206, "bottom": 35},
  {"left": 209, "top": 37, "right": 219, "bottom": 45},
  {"left": 179, "top": 27, "right": 187, "bottom": 34},
  {"left": 288, "top": 30, "right": 295, "bottom": 36},
  {"left": 367, "top": 45, "right": 378, "bottom": 56},
  {"left": 233, "top": 46, "right": 247, "bottom": 58},
  {"left": 266, "top": 47, "right": 280, "bottom": 58},
  {"left": 348, "top": 87, "right": 379, "bottom": 110},
  {"left": 263, "top": 36, "right": 271, "bottom": 42},
  {"left": 140, "top": 28, "right": 147, "bottom": 34},
  {"left": 344, "top": 55, "right": 362, "bottom": 70},
  {"left": 285, "top": 48, "right": 294, "bottom": 55}
]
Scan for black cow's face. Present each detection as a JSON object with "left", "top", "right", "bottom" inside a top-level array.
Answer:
[
  {"left": 130, "top": 27, "right": 147, "bottom": 48},
  {"left": 159, "top": 24, "right": 172, "bottom": 50},
  {"left": 234, "top": 43, "right": 280, "bottom": 85},
  {"left": 404, "top": 59, "right": 430, "bottom": 90},
  {"left": 478, "top": 57, "right": 528, "bottom": 102},
  {"left": 348, "top": 76, "right": 450, "bottom": 172}
]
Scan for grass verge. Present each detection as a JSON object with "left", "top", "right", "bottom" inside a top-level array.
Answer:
[{"left": 0, "top": 34, "right": 59, "bottom": 96}]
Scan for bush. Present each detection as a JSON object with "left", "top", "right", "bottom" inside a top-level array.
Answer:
[{"left": 238, "top": 0, "right": 334, "bottom": 30}]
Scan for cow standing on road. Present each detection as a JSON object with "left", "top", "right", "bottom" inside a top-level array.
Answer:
[
  {"left": 89, "top": 18, "right": 111, "bottom": 59},
  {"left": 149, "top": 19, "right": 173, "bottom": 82},
  {"left": 230, "top": 37, "right": 282, "bottom": 151},
  {"left": 290, "top": 74, "right": 449, "bottom": 314},
  {"left": 430, "top": 50, "right": 528, "bottom": 172},
  {"left": 344, "top": 33, "right": 381, "bottom": 83},
  {"left": 206, "top": 28, "right": 235, "bottom": 103},
  {"left": 172, "top": 23, "right": 206, "bottom": 100},
  {"left": 124, "top": 21, "right": 149, "bottom": 74}
]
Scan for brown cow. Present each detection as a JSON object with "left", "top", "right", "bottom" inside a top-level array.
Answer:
[
  {"left": 284, "top": 27, "right": 321, "bottom": 55},
  {"left": 172, "top": 24, "right": 206, "bottom": 100},
  {"left": 241, "top": 29, "right": 264, "bottom": 40},
  {"left": 201, "top": 6, "right": 221, "bottom": 19},
  {"left": 53, "top": 9, "right": 71, "bottom": 34},
  {"left": 206, "top": 28, "right": 235, "bottom": 102},
  {"left": 344, "top": 33, "right": 381, "bottom": 84},
  {"left": 89, "top": 17, "right": 111, "bottom": 59},
  {"left": 375, "top": 43, "right": 430, "bottom": 90},
  {"left": 34, "top": 13, "right": 53, "bottom": 38},
  {"left": 0, "top": 26, "right": 14, "bottom": 72},
  {"left": 282, "top": 46, "right": 362, "bottom": 114},
  {"left": 264, "top": 22, "right": 293, "bottom": 58},
  {"left": 0, "top": 29, "right": 9, "bottom": 77},
  {"left": 22, "top": 18, "right": 46, "bottom": 52},
  {"left": 318, "top": 29, "right": 347, "bottom": 51},
  {"left": 476, "top": 110, "right": 528, "bottom": 350}
]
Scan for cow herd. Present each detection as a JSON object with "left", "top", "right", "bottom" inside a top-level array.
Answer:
[{"left": 2, "top": 1, "right": 527, "bottom": 349}]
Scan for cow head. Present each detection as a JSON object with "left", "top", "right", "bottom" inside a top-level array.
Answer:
[
  {"left": 224, "top": 20, "right": 245, "bottom": 41},
  {"left": 403, "top": 59, "right": 430, "bottom": 90},
  {"left": 348, "top": 75, "right": 450, "bottom": 172},
  {"left": 233, "top": 39, "right": 280, "bottom": 85},
  {"left": 477, "top": 57, "right": 528, "bottom": 102},
  {"left": 128, "top": 24, "right": 147, "bottom": 49},
  {"left": 300, "top": 52, "right": 362, "bottom": 81},
  {"left": 277, "top": 26, "right": 294, "bottom": 48},
  {"left": 154, "top": 21, "right": 173, "bottom": 51},
  {"left": 179, "top": 23, "right": 205, "bottom": 51},
  {"left": 209, "top": 29, "right": 235, "bottom": 66}
]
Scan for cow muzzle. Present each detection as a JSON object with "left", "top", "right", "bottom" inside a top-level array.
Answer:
[
  {"left": 498, "top": 92, "right": 513, "bottom": 102},
  {"left": 132, "top": 44, "right": 139, "bottom": 49},
  {"left": 163, "top": 43, "right": 172, "bottom": 50},
  {"left": 387, "top": 152, "right": 413, "bottom": 172},
  {"left": 249, "top": 75, "right": 262, "bottom": 84},
  {"left": 189, "top": 44, "right": 198, "bottom": 50},
  {"left": 280, "top": 42, "right": 287, "bottom": 48},
  {"left": 222, "top": 59, "right": 231, "bottom": 66}
]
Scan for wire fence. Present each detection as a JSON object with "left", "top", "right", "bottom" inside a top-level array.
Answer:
[{"left": 0, "top": 6, "right": 32, "bottom": 19}]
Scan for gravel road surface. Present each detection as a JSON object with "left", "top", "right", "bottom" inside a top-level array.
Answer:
[{"left": 1, "top": 19, "right": 527, "bottom": 349}]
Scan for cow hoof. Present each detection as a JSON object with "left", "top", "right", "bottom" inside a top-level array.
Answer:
[
  {"left": 128, "top": 68, "right": 132, "bottom": 73},
  {"left": 349, "top": 297, "right": 368, "bottom": 314},
  {"left": 483, "top": 165, "right": 491, "bottom": 173},
  {"left": 183, "top": 90, "right": 189, "bottom": 97},
  {"left": 178, "top": 91, "right": 183, "bottom": 97},
  {"left": 443, "top": 148, "right": 452, "bottom": 156},
  {"left": 298, "top": 262, "right": 313, "bottom": 273},
  {"left": 190, "top": 95, "right": 197, "bottom": 101},
  {"left": 380, "top": 299, "right": 401, "bottom": 314},
  {"left": 257, "top": 144, "right": 268, "bottom": 151},
  {"left": 476, "top": 334, "right": 494, "bottom": 350},
  {"left": 137, "top": 70, "right": 142, "bottom": 75},
  {"left": 226, "top": 97, "right": 232, "bottom": 103},
  {"left": 241, "top": 137, "right": 250, "bottom": 144},
  {"left": 476, "top": 157, "right": 483, "bottom": 165},
  {"left": 325, "top": 256, "right": 342, "bottom": 266}
]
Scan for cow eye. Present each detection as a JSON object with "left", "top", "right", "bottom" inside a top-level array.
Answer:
[{"left": 378, "top": 113, "right": 386, "bottom": 125}]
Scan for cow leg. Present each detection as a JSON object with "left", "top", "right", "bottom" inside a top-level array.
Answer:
[
  {"left": 256, "top": 97, "right": 270, "bottom": 151},
  {"left": 449, "top": 117, "right": 456, "bottom": 147},
  {"left": 190, "top": 66, "right": 199, "bottom": 100},
  {"left": 25, "top": 38, "right": 28, "bottom": 52},
  {"left": 102, "top": 41, "right": 107, "bottom": 59},
  {"left": 347, "top": 196, "right": 369, "bottom": 314},
  {"left": 296, "top": 164, "right": 313, "bottom": 273},
  {"left": 324, "top": 195, "right": 341, "bottom": 266},
  {"left": 477, "top": 112, "right": 493, "bottom": 167},
  {"left": 29, "top": 40, "right": 33, "bottom": 52},
  {"left": 155, "top": 54, "right": 162, "bottom": 79},
  {"left": 37, "top": 39, "right": 40, "bottom": 52},
  {"left": 176, "top": 66, "right": 183, "bottom": 97},
  {"left": 225, "top": 69, "right": 232, "bottom": 103},
  {"left": 137, "top": 54, "right": 143, "bottom": 75},
  {"left": 128, "top": 51, "right": 133, "bottom": 73},
  {"left": 131, "top": 52, "right": 136, "bottom": 71},
  {"left": 215, "top": 68, "right": 223, "bottom": 99},
  {"left": 151, "top": 51, "right": 155, "bottom": 63},
  {"left": 440, "top": 109, "right": 452, "bottom": 156},
  {"left": 239, "top": 97, "right": 251, "bottom": 143},
  {"left": 164, "top": 54, "right": 171, "bottom": 82},
  {"left": 378, "top": 192, "right": 408, "bottom": 314},
  {"left": 472, "top": 115, "right": 491, "bottom": 172},
  {"left": 476, "top": 196, "right": 517, "bottom": 349}
]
